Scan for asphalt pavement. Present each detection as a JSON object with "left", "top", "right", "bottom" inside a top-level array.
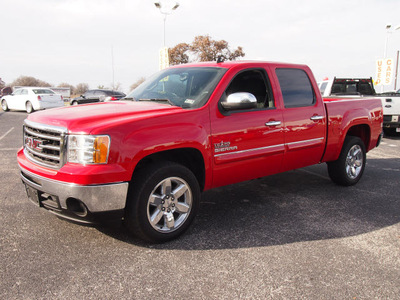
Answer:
[{"left": 1, "top": 109, "right": 399, "bottom": 299}]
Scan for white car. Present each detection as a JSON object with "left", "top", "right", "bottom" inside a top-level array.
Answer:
[{"left": 1, "top": 87, "right": 64, "bottom": 113}]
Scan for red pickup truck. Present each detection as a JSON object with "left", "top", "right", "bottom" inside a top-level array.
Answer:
[{"left": 17, "top": 61, "right": 383, "bottom": 242}]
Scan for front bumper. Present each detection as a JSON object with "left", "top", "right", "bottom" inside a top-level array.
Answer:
[{"left": 20, "top": 167, "right": 129, "bottom": 224}]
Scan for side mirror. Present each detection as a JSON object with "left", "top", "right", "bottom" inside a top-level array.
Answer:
[{"left": 221, "top": 92, "right": 257, "bottom": 111}]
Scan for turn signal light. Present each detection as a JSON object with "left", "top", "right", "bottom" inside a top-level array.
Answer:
[{"left": 93, "top": 136, "right": 110, "bottom": 163}]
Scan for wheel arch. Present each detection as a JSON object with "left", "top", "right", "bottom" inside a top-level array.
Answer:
[
  {"left": 346, "top": 124, "right": 371, "bottom": 149},
  {"left": 323, "top": 122, "right": 372, "bottom": 163},
  {"left": 25, "top": 100, "right": 36, "bottom": 110},
  {"left": 131, "top": 147, "right": 206, "bottom": 191}
]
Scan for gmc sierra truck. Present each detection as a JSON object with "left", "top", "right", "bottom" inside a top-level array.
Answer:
[
  {"left": 17, "top": 61, "right": 383, "bottom": 242},
  {"left": 318, "top": 77, "right": 399, "bottom": 135}
]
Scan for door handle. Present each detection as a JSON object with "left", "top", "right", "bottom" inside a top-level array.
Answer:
[
  {"left": 265, "top": 121, "right": 281, "bottom": 126},
  {"left": 310, "top": 115, "right": 324, "bottom": 121}
]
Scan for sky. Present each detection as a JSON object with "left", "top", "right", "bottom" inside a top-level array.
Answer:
[{"left": 1, "top": 0, "right": 400, "bottom": 93}]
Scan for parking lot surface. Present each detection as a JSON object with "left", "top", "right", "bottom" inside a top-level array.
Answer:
[{"left": 1, "top": 110, "right": 399, "bottom": 299}]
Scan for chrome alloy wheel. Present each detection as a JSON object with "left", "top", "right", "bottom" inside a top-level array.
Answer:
[
  {"left": 147, "top": 177, "right": 192, "bottom": 233},
  {"left": 345, "top": 144, "right": 363, "bottom": 179}
]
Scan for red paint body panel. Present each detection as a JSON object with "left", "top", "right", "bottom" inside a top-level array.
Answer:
[
  {"left": 322, "top": 97, "right": 383, "bottom": 162},
  {"left": 17, "top": 61, "right": 383, "bottom": 195}
]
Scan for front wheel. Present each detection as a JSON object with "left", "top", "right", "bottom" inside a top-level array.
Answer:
[
  {"left": 1, "top": 100, "right": 9, "bottom": 111},
  {"left": 327, "top": 136, "right": 366, "bottom": 186},
  {"left": 26, "top": 101, "right": 34, "bottom": 114},
  {"left": 124, "top": 162, "right": 200, "bottom": 243}
]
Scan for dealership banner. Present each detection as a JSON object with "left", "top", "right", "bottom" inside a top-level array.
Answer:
[
  {"left": 159, "top": 47, "right": 169, "bottom": 70},
  {"left": 375, "top": 58, "right": 393, "bottom": 86}
]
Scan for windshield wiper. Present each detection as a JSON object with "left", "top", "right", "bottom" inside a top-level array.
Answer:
[{"left": 139, "top": 98, "right": 175, "bottom": 106}]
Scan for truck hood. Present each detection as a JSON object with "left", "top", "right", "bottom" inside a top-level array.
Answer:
[{"left": 27, "top": 101, "right": 183, "bottom": 133}]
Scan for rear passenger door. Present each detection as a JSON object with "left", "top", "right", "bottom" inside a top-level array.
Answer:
[
  {"left": 275, "top": 67, "right": 326, "bottom": 172},
  {"left": 18, "top": 89, "right": 29, "bottom": 110},
  {"left": 94, "top": 90, "right": 107, "bottom": 102}
]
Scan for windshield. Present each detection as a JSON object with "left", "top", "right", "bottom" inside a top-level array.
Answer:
[{"left": 124, "top": 67, "right": 226, "bottom": 108}]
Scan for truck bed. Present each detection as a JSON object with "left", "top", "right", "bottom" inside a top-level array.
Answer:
[{"left": 322, "top": 97, "right": 383, "bottom": 162}]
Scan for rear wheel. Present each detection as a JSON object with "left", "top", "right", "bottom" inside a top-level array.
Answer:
[
  {"left": 327, "top": 136, "right": 366, "bottom": 186},
  {"left": 124, "top": 161, "right": 200, "bottom": 243},
  {"left": 71, "top": 101, "right": 78, "bottom": 106},
  {"left": 26, "top": 101, "right": 34, "bottom": 114},
  {"left": 1, "top": 100, "right": 9, "bottom": 111}
]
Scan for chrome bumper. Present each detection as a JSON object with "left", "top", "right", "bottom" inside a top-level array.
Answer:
[{"left": 20, "top": 168, "right": 129, "bottom": 222}]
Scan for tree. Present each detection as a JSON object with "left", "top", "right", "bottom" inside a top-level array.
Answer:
[
  {"left": 0, "top": 77, "right": 5, "bottom": 89},
  {"left": 169, "top": 35, "right": 245, "bottom": 65},
  {"left": 11, "top": 76, "right": 51, "bottom": 87},
  {"left": 169, "top": 43, "right": 190, "bottom": 66},
  {"left": 130, "top": 77, "right": 146, "bottom": 92},
  {"left": 75, "top": 83, "right": 89, "bottom": 95}
]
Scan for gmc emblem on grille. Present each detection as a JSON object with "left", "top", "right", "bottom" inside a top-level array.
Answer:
[{"left": 25, "top": 137, "right": 43, "bottom": 152}]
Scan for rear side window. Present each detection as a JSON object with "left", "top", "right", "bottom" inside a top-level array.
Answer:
[{"left": 276, "top": 68, "right": 315, "bottom": 108}]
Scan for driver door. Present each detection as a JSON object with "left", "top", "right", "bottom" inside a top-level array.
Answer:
[{"left": 210, "top": 68, "right": 285, "bottom": 188}]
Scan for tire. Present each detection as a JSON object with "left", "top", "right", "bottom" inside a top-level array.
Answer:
[
  {"left": 26, "top": 101, "right": 34, "bottom": 114},
  {"left": 327, "top": 136, "right": 366, "bottom": 186},
  {"left": 1, "top": 99, "right": 9, "bottom": 111},
  {"left": 71, "top": 101, "right": 78, "bottom": 106},
  {"left": 124, "top": 161, "right": 200, "bottom": 243},
  {"left": 383, "top": 128, "right": 397, "bottom": 136}
]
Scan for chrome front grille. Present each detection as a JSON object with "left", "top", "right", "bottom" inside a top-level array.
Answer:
[{"left": 23, "top": 120, "right": 67, "bottom": 169}]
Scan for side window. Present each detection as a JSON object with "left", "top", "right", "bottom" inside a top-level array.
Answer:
[
  {"left": 13, "top": 89, "right": 22, "bottom": 95},
  {"left": 21, "top": 89, "right": 28, "bottom": 95},
  {"left": 95, "top": 90, "right": 106, "bottom": 96},
  {"left": 225, "top": 69, "right": 274, "bottom": 109},
  {"left": 84, "top": 91, "right": 94, "bottom": 97},
  {"left": 319, "top": 82, "right": 328, "bottom": 94},
  {"left": 276, "top": 68, "right": 315, "bottom": 108}
]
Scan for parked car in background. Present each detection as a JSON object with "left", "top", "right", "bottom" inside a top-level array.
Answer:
[
  {"left": 70, "top": 89, "right": 126, "bottom": 105},
  {"left": 1, "top": 87, "right": 64, "bottom": 113}
]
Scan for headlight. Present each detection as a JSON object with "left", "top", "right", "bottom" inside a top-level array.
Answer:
[{"left": 67, "top": 135, "right": 110, "bottom": 164}]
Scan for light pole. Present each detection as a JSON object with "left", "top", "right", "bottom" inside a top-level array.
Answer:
[
  {"left": 384, "top": 24, "right": 392, "bottom": 59},
  {"left": 154, "top": 1, "right": 179, "bottom": 47}
]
